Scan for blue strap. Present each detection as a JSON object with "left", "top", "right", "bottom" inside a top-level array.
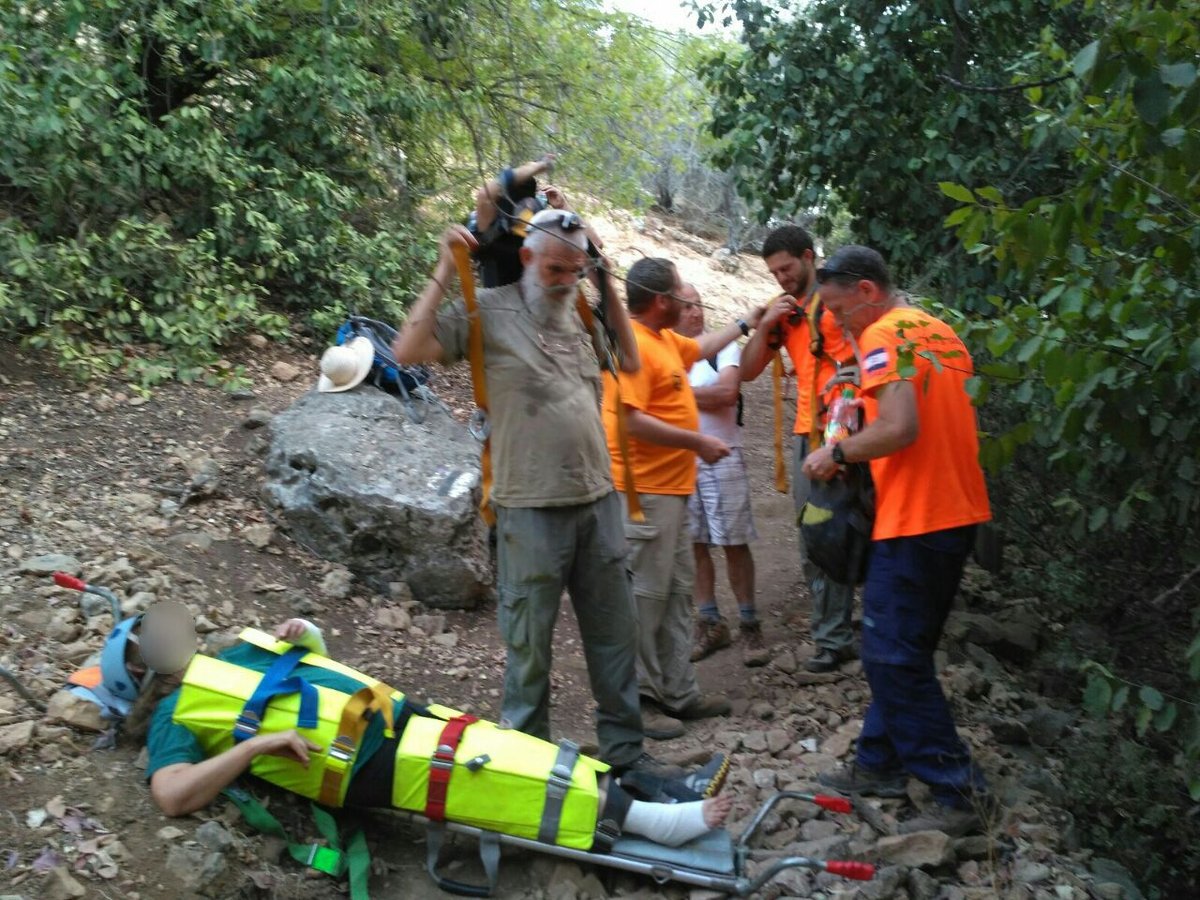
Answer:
[{"left": 234, "top": 647, "right": 319, "bottom": 742}]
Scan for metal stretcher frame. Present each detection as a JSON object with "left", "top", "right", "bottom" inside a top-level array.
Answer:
[{"left": 402, "top": 790, "right": 875, "bottom": 897}]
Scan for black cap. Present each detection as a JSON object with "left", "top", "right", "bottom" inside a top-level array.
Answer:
[{"left": 816, "top": 245, "right": 891, "bottom": 290}]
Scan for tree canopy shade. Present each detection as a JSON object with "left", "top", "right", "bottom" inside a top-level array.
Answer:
[
  {"left": 696, "top": 0, "right": 1096, "bottom": 303},
  {"left": 0, "top": 0, "right": 714, "bottom": 385}
]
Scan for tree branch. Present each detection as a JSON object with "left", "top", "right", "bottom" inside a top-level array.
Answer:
[{"left": 939, "top": 72, "right": 1073, "bottom": 94}]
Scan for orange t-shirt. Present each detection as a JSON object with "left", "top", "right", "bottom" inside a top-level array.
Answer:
[
  {"left": 780, "top": 296, "right": 854, "bottom": 435},
  {"left": 859, "top": 307, "right": 991, "bottom": 540},
  {"left": 602, "top": 321, "right": 702, "bottom": 495}
]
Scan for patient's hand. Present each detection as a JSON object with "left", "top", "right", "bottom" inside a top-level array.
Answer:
[
  {"left": 253, "top": 729, "right": 323, "bottom": 767},
  {"left": 275, "top": 619, "right": 311, "bottom": 642}
]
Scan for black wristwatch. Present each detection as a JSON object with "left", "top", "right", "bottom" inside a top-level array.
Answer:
[
  {"left": 736, "top": 319, "right": 751, "bottom": 337},
  {"left": 831, "top": 444, "right": 847, "bottom": 465}
]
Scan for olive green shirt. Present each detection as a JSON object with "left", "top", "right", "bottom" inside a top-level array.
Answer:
[{"left": 434, "top": 283, "right": 614, "bottom": 507}]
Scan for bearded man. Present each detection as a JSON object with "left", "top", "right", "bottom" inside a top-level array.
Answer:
[{"left": 394, "top": 209, "right": 685, "bottom": 779}]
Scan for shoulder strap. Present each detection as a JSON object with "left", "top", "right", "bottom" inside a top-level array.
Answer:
[
  {"left": 451, "top": 244, "right": 496, "bottom": 528},
  {"left": 223, "top": 787, "right": 371, "bottom": 900}
]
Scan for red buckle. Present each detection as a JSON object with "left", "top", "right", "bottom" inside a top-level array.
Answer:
[{"left": 424, "top": 715, "right": 478, "bottom": 821}]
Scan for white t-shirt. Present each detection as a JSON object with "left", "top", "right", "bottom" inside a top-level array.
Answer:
[{"left": 688, "top": 342, "right": 742, "bottom": 449}]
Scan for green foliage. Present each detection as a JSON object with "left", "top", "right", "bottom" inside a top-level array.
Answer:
[
  {"left": 0, "top": 0, "right": 438, "bottom": 385},
  {"left": 696, "top": 0, "right": 1094, "bottom": 302},
  {"left": 1059, "top": 724, "right": 1200, "bottom": 894}
]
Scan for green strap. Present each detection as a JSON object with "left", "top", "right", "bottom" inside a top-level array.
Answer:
[{"left": 222, "top": 787, "right": 369, "bottom": 896}]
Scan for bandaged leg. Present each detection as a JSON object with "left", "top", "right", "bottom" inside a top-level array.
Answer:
[{"left": 597, "top": 777, "right": 733, "bottom": 848}]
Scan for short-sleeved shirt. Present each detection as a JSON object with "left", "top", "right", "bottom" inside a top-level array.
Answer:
[
  {"left": 779, "top": 297, "right": 854, "bottom": 435},
  {"left": 688, "top": 342, "right": 741, "bottom": 449},
  {"left": 858, "top": 307, "right": 991, "bottom": 540},
  {"left": 433, "top": 283, "right": 614, "bottom": 508},
  {"left": 145, "top": 643, "right": 400, "bottom": 782},
  {"left": 603, "top": 321, "right": 702, "bottom": 495}
]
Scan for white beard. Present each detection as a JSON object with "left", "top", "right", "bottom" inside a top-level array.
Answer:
[{"left": 520, "top": 265, "right": 579, "bottom": 329}]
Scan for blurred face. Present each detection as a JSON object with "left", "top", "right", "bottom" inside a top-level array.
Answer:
[
  {"left": 817, "top": 277, "right": 887, "bottom": 336},
  {"left": 764, "top": 249, "right": 814, "bottom": 296},
  {"left": 661, "top": 272, "right": 686, "bottom": 328},
  {"left": 521, "top": 240, "right": 587, "bottom": 301},
  {"left": 675, "top": 285, "right": 704, "bottom": 336}
]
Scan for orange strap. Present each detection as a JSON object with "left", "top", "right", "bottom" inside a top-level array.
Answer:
[
  {"left": 575, "top": 298, "right": 644, "bottom": 523},
  {"left": 771, "top": 353, "right": 788, "bottom": 493},
  {"left": 317, "top": 683, "right": 396, "bottom": 806},
  {"left": 451, "top": 244, "right": 495, "bottom": 527},
  {"left": 67, "top": 665, "right": 102, "bottom": 689}
]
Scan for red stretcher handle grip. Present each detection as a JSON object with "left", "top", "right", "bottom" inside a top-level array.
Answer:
[
  {"left": 53, "top": 572, "right": 87, "bottom": 592},
  {"left": 826, "top": 860, "right": 875, "bottom": 881},
  {"left": 812, "top": 794, "right": 852, "bottom": 814}
]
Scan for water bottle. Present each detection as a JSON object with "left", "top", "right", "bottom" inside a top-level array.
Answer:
[{"left": 824, "top": 388, "right": 861, "bottom": 446}]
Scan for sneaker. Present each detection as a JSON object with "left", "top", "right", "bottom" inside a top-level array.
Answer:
[
  {"left": 675, "top": 752, "right": 730, "bottom": 799},
  {"left": 619, "top": 752, "right": 730, "bottom": 803},
  {"left": 666, "top": 693, "right": 732, "bottom": 720},
  {"left": 805, "top": 646, "right": 854, "bottom": 673},
  {"left": 740, "top": 622, "right": 770, "bottom": 668},
  {"left": 690, "top": 617, "right": 732, "bottom": 662},
  {"left": 619, "top": 751, "right": 687, "bottom": 781},
  {"left": 817, "top": 762, "right": 909, "bottom": 798},
  {"left": 640, "top": 704, "right": 685, "bottom": 741}
]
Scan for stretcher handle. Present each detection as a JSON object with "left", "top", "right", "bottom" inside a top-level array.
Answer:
[
  {"left": 812, "top": 794, "right": 852, "bottom": 814},
  {"left": 825, "top": 860, "right": 875, "bottom": 881},
  {"left": 53, "top": 572, "right": 87, "bottom": 592}
]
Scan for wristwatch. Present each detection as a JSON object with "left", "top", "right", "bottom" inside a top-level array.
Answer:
[
  {"left": 831, "top": 444, "right": 847, "bottom": 465},
  {"left": 736, "top": 319, "right": 751, "bottom": 337}
]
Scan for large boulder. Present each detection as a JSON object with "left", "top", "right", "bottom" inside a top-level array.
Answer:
[{"left": 264, "top": 389, "right": 491, "bottom": 609}]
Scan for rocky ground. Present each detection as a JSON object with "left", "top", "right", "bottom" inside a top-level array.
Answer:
[{"left": 0, "top": 221, "right": 1147, "bottom": 899}]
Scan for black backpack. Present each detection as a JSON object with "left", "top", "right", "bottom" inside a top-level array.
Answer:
[{"left": 799, "top": 460, "right": 875, "bottom": 585}]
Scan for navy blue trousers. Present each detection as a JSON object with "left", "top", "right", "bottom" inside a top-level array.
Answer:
[{"left": 856, "top": 525, "right": 988, "bottom": 809}]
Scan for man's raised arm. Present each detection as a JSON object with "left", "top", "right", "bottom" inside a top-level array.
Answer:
[{"left": 393, "top": 225, "right": 477, "bottom": 365}]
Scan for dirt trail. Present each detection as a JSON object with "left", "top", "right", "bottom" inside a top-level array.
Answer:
[{"left": 0, "top": 218, "right": 1106, "bottom": 899}]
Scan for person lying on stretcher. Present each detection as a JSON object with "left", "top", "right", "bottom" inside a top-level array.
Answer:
[{"left": 119, "top": 603, "right": 734, "bottom": 850}]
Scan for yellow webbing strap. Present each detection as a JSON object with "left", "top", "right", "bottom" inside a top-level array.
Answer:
[
  {"left": 771, "top": 353, "right": 788, "bottom": 493},
  {"left": 575, "top": 298, "right": 644, "bottom": 523},
  {"left": 317, "top": 684, "right": 388, "bottom": 807},
  {"left": 451, "top": 243, "right": 496, "bottom": 527},
  {"left": 808, "top": 294, "right": 825, "bottom": 449}
]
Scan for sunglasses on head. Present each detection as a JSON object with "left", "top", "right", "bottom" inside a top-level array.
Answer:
[
  {"left": 551, "top": 211, "right": 584, "bottom": 232},
  {"left": 815, "top": 268, "right": 873, "bottom": 285}
]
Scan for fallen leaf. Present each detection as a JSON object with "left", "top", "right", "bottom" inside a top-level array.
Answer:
[
  {"left": 45, "top": 795, "right": 66, "bottom": 818},
  {"left": 31, "top": 846, "right": 62, "bottom": 873}
]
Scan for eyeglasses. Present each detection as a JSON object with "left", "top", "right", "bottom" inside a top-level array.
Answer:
[{"left": 553, "top": 211, "right": 584, "bottom": 232}]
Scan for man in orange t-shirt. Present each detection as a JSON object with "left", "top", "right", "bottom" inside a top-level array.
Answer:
[
  {"left": 603, "top": 258, "right": 763, "bottom": 737},
  {"left": 802, "top": 246, "right": 993, "bottom": 836},
  {"left": 740, "top": 225, "right": 859, "bottom": 673}
]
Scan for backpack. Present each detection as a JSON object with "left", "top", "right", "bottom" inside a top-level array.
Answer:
[
  {"left": 335, "top": 316, "right": 441, "bottom": 423},
  {"left": 800, "top": 461, "right": 875, "bottom": 585},
  {"left": 707, "top": 357, "right": 744, "bottom": 427}
]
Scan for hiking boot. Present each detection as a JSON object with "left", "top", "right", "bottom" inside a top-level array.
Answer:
[
  {"left": 805, "top": 646, "right": 854, "bottom": 673},
  {"left": 740, "top": 622, "right": 770, "bottom": 668},
  {"left": 640, "top": 703, "right": 685, "bottom": 741},
  {"left": 675, "top": 752, "right": 730, "bottom": 799},
  {"left": 666, "top": 693, "right": 732, "bottom": 720},
  {"left": 690, "top": 617, "right": 732, "bottom": 662},
  {"left": 896, "top": 804, "right": 985, "bottom": 837},
  {"left": 817, "top": 762, "right": 909, "bottom": 798},
  {"left": 619, "top": 751, "right": 687, "bottom": 781}
]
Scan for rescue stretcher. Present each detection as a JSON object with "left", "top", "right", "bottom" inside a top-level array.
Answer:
[{"left": 412, "top": 789, "right": 875, "bottom": 896}]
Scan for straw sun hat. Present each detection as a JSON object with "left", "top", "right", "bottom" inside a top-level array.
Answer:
[{"left": 317, "top": 336, "right": 374, "bottom": 393}]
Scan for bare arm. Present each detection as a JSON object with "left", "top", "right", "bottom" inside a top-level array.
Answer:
[
  {"left": 693, "top": 365, "right": 740, "bottom": 411},
  {"left": 801, "top": 381, "right": 918, "bottom": 481},
  {"left": 596, "top": 263, "right": 639, "bottom": 373},
  {"left": 393, "top": 225, "right": 478, "bottom": 366},
  {"left": 150, "top": 730, "right": 322, "bottom": 817},
  {"left": 739, "top": 294, "right": 795, "bottom": 382},
  {"left": 626, "top": 408, "right": 729, "bottom": 463},
  {"left": 474, "top": 156, "right": 554, "bottom": 233}
]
